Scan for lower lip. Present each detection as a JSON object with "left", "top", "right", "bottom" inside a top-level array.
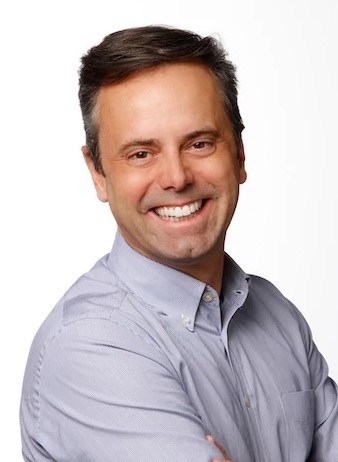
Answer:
[{"left": 149, "top": 200, "right": 209, "bottom": 225}]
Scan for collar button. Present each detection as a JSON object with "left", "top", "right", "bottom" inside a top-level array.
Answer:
[{"left": 202, "top": 291, "right": 214, "bottom": 302}]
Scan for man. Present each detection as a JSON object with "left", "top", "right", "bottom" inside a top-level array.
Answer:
[{"left": 20, "top": 25, "right": 338, "bottom": 461}]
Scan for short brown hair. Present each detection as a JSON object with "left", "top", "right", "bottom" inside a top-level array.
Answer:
[{"left": 78, "top": 25, "right": 244, "bottom": 173}]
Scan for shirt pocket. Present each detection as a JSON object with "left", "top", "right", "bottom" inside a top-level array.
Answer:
[{"left": 281, "top": 390, "right": 315, "bottom": 462}]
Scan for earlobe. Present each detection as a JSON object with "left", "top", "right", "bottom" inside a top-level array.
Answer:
[
  {"left": 81, "top": 146, "right": 108, "bottom": 202},
  {"left": 238, "top": 141, "right": 247, "bottom": 185}
]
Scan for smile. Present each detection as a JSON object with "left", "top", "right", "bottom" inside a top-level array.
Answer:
[{"left": 154, "top": 200, "right": 203, "bottom": 219}]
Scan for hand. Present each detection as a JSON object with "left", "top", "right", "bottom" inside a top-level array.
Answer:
[{"left": 207, "top": 435, "right": 233, "bottom": 462}]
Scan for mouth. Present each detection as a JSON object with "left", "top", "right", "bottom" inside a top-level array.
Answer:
[{"left": 152, "top": 200, "right": 203, "bottom": 220}]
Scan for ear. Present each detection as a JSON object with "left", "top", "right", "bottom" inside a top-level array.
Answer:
[
  {"left": 81, "top": 146, "right": 108, "bottom": 202},
  {"left": 237, "top": 140, "right": 247, "bottom": 185}
]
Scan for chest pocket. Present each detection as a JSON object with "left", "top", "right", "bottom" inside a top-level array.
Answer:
[{"left": 281, "top": 390, "right": 315, "bottom": 461}]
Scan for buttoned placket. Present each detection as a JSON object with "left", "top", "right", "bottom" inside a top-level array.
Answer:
[{"left": 223, "top": 287, "right": 268, "bottom": 462}]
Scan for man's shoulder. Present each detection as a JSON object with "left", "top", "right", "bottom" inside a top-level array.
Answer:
[
  {"left": 248, "top": 274, "right": 293, "bottom": 306},
  {"left": 245, "top": 274, "right": 312, "bottom": 346},
  {"left": 59, "top": 252, "right": 127, "bottom": 319},
  {"left": 22, "top": 252, "right": 170, "bottom": 393},
  {"left": 26, "top": 254, "right": 129, "bottom": 366},
  {"left": 247, "top": 274, "right": 300, "bottom": 317},
  {"left": 62, "top": 253, "right": 127, "bottom": 322},
  {"left": 20, "top": 253, "right": 174, "bottom": 449},
  {"left": 248, "top": 274, "right": 290, "bottom": 300}
]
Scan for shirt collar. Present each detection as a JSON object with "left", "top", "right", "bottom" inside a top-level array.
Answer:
[{"left": 107, "top": 231, "right": 250, "bottom": 327}]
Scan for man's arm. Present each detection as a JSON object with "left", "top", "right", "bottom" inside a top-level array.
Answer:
[
  {"left": 297, "top": 310, "right": 338, "bottom": 460},
  {"left": 309, "top": 343, "right": 338, "bottom": 459},
  {"left": 21, "top": 317, "right": 230, "bottom": 461}
]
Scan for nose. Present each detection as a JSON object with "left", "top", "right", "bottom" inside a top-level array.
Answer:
[{"left": 157, "top": 151, "right": 193, "bottom": 191}]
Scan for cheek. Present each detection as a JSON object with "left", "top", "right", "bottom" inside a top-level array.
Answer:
[
  {"left": 107, "top": 170, "right": 153, "bottom": 207},
  {"left": 201, "top": 159, "right": 239, "bottom": 189}
]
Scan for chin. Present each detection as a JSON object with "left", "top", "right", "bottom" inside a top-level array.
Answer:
[{"left": 150, "top": 243, "right": 217, "bottom": 267}]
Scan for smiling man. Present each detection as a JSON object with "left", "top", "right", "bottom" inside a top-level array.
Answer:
[
  {"left": 83, "top": 61, "right": 246, "bottom": 294},
  {"left": 20, "top": 26, "right": 338, "bottom": 461}
]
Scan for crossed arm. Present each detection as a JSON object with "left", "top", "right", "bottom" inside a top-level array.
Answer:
[
  {"left": 21, "top": 318, "right": 233, "bottom": 461},
  {"left": 21, "top": 312, "right": 338, "bottom": 461}
]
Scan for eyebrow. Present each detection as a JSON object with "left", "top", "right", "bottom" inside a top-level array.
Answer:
[
  {"left": 118, "top": 138, "right": 158, "bottom": 156},
  {"left": 117, "top": 128, "right": 222, "bottom": 156},
  {"left": 181, "top": 128, "right": 222, "bottom": 143}
]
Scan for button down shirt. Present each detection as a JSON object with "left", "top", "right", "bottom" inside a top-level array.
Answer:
[{"left": 20, "top": 232, "right": 338, "bottom": 461}]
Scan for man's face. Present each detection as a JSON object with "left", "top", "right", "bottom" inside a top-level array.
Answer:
[{"left": 84, "top": 63, "right": 246, "bottom": 274}]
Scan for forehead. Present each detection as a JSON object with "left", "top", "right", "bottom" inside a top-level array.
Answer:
[
  {"left": 96, "top": 62, "right": 230, "bottom": 142},
  {"left": 97, "top": 62, "right": 224, "bottom": 108}
]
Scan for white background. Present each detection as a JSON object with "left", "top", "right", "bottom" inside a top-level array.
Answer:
[{"left": 1, "top": 0, "right": 337, "bottom": 458}]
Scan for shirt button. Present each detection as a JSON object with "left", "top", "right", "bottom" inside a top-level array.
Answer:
[
  {"left": 181, "top": 314, "right": 192, "bottom": 327},
  {"left": 244, "top": 395, "right": 251, "bottom": 408},
  {"left": 202, "top": 291, "right": 214, "bottom": 302}
]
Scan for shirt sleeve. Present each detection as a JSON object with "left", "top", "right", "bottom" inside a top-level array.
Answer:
[
  {"left": 298, "top": 311, "right": 338, "bottom": 460},
  {"left": 22, "top": 316, "right": 224, "bottom": 462}
]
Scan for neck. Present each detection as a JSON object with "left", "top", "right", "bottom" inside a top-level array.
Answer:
[{"left": 171, "top": 251, "right": 225, "bottom": 294}]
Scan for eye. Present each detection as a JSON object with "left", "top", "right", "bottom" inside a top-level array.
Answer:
[
  {"left": 133, "top": 151, "right": 150, "bottom": 159},
  {"left": 187, "top": 139, "right": 216, "bottom": 156},
  {"left": 127, "top": 150, "right": 155, "bottom": 165},
  {"left": 193, "top": 141, "right": 209, "bottom": 149}
]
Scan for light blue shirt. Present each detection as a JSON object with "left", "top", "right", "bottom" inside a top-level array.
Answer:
[{"left": 20, "top": 232, "right": 338, "bottom": 461}]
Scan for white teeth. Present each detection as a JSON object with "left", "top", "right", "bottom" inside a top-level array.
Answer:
[
  {"left": 182, "top": 205, "right": 190, "bottom": 216},
  {"left": 189, "top": 203, "right": 196, "bottom": 213},
  {"left": 154, "top": 200, "right": 202, "bottom": 218},
  {"left": 175, "top": 207, "right": 183, "bottom": 218}
]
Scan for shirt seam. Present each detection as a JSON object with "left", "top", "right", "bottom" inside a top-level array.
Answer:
[{"left": 34, "top": 299, "right": 180, "bottom": 441}]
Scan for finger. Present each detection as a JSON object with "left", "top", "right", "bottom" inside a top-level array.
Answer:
[{"left": 207, "top": 435, "right": 232, "bottom": 461}]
